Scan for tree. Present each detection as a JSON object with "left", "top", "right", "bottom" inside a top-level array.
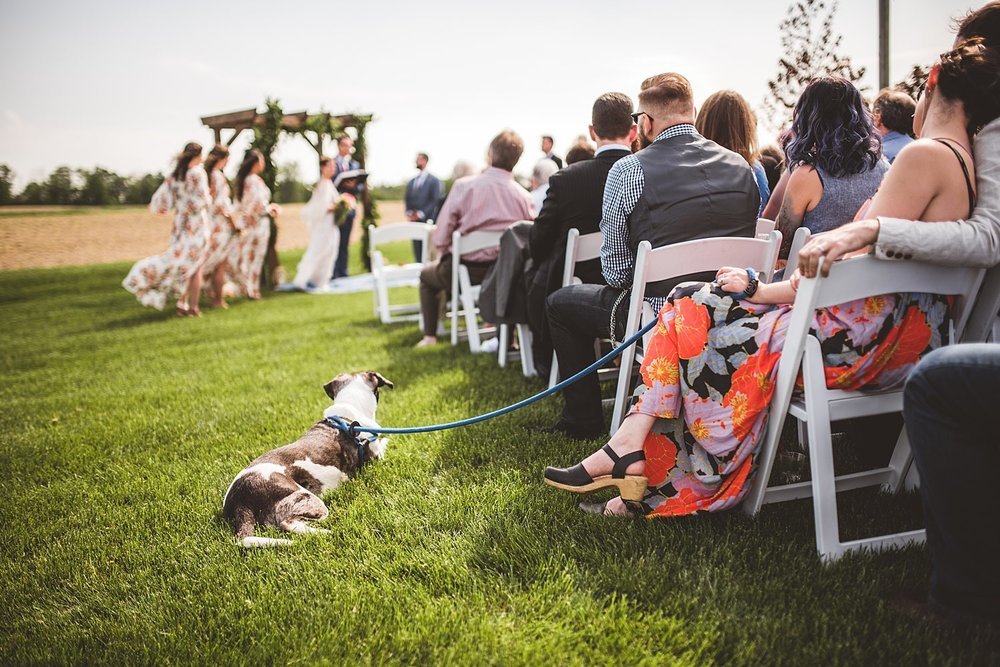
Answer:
[
  {"left": 760, "top": 0, "right": 866, "bottom": 133},
  {"left": 274, "top": 162, "right": 310, "bottom": 204},
  {"left": 895, "top": 64, "right": 930, "bottom": 101},
  {"left": 44, "top": 166, "right": 79, "bottom": 205},
  {"left": 124, "top": 172, "right": 164, "bottom": 205},
  {"left": 0, "top": 164, "right": 14, "bottom": 205},
  {"left": 78, "top": 167, "right": 127, "bottom": 206}
]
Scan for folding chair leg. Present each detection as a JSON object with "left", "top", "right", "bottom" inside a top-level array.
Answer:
[
  {"left": 802, "top": 340, "right": 844, "bottom": 561},
  {"left": 450, "top": 296, "right": 459, "bottom": 346},
  {"left": 517, "top": 324, "right": 536, "bottom": 377},
  {"left": 883, "top": 427, "right": 915, "bottom": 493},
  {"left": 498, "top": 324, "right": 509, "bottom": 367}
]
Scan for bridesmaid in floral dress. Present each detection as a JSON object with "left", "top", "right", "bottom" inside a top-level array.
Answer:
[
  {"left": 122, "top": 142, "right": 210, "bottom": 316},
  {"left": 544, "top": 38, "right": 998, "bottom": 517},
  {"left": 232, "top": 150, "right": 281, "bottom": 299},
  {"left": 199, "top": 144, "right": 237, "bottom": 309}
]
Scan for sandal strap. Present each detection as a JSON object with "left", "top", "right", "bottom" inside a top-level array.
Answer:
[
  {"left": 601, "top": 443, "right": 620, "bottom": 463},
  {"left": 611, "top": 449, "right": 645, "bottom": 478}
]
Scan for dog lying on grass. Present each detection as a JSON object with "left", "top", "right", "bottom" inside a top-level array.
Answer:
[{"left": 222, "top": 371, "right": 393, "bottom": 547}]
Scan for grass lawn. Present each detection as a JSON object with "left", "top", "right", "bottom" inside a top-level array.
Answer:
[{"left": 1, "top": 243, "right": 997, "bottom": 665}]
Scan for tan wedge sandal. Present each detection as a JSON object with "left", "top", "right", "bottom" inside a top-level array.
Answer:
[{"left": 543, "top": 444, "right": 647, "bottom": 501}]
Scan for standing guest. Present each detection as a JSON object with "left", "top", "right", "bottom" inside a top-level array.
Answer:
[
  {"left": 873, "top": 89, "right": 917, "bottom": 163},
  {"left": 903, "top": 344, "right": 1000, "bottom": 629},
  {"left": 529, "top": 158, "right": 559, "bottom": 214},
  {"left": 233, "top": 149, "right": 281, "bottom": 300},
  {"left": 292, "top": 157, "right": 342, "bottom": 291},
  {"left": 541, "top": 135, "right": 563, "bottom": 168},
  {"left": 405, "top": 152, "right": 443, "bottom": 261},
  {"left": 415, "top": 130, "right": 534, "bottom": 348},
  {"left": 695, "top": 90, "right": 771, "bottom": 215},
  {"left": 200, "top": 144, "right": 237, "bottom": 309},
  {"left": 123, "top": 142, "right": 210, "bottom": 316},
  {"left": 545, "top": 72, "right": 760, "bottom": 439},
  {"left": 331, "top": 135, "right": 362, "bottom": 279},
  {"left": 566, "top": 143, "right": 596, "bottom": 165},
  {"left": 527, "top": 92, "right": 636, "bottom": 376},
  {"left": 776, "top": 77, "right": 888, "bottom": 254}
]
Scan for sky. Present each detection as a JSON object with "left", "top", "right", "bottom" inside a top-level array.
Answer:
[{"left": 0, "top": 0, "right": 980, "bottom": 191}]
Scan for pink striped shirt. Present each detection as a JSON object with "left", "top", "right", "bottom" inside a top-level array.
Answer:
[{"left": 432, "top": 167, "right": 535, "bottom": 262}]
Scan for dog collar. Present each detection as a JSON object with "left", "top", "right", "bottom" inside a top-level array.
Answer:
[{"left": 322, "top": 416, "right": 378, "bottom": 468}]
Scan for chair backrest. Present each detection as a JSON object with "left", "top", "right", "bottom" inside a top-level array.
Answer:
[
  {"left": 961, "top": 263, "right": 1000, "bottom": 343},
  {"left": 452, "top": 229, "right": 504, "bottom": 259},
  {"left": 755, "top": 218, "right": 776, "bottom": 239},
  {"left": 783, "top": 227, "right": 812, "bottom": 277},
  {"left": 640, "top": 231, "right": 782, "bottom": 286},
  {"left": 561, "top": 228, "right": 604, "bottom": 287},
  {"left": 370, "top": 222, "right": 436, "bottom": 263}
]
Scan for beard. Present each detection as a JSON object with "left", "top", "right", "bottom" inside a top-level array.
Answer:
[{"left": 638, "top": 124, "right": 652, "bottom": 149}]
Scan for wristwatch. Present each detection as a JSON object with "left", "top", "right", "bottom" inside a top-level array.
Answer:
[{"left": 740, "top": 267, "right": 759, "bottom": 299}]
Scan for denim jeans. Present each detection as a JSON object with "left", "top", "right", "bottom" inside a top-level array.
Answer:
[
  {"left": 546, "top": 283, "right": 628, "bottom": 431},
  {"left": 904, "top": 344, "right": 1000, "bottom": 625}
]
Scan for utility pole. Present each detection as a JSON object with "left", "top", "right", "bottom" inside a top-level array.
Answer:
[{"left": 879, "top": 0, "right": 890, "bottom": 90}]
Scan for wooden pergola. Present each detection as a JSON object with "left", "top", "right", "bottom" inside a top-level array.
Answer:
[{"left": 199, "top": 107, "right": 373, "bottom": 167}]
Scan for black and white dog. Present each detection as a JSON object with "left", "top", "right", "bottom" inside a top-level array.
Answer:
[{"left": 222, "top": 371, "right": 393, "bottom": 547}]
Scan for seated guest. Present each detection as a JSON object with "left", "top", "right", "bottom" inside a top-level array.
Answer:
[
  {"left": 526, "top": 92, "right": 636, "bottom": 377},
  {"left": 530, "top": 158, "right": 559, "bottom": 214},
  {"left": 776, "top": 77, "right": 888, "bottom": 255},
  {"left": 545, "top": 72, "right": 760, "bottom": 439},
  {"left": 872, "top": 88, "right": 917, "bottom": 163},
  {"left": 695, "top": 90, "right": 771, "bottom": 214},
  {"left": 543, "top": 38, "right": 998, "bottom": 518},
  {"left": 759, "top": 144, "right": 785, "bottom": 193},
  {"left": 415, "top": 130, "right": 534, "bottom": 348},
  {"left": 565, "top": 143, "right": 596, "bottom": 165}
]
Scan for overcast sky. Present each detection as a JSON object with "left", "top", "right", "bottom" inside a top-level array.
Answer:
[{"left": 0, "top": 0, "right": 979, "bottom": 191}]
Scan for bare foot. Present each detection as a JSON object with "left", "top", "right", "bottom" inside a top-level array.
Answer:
[{"left": 579, "top": 413, "right": 655, "bottom": 478}]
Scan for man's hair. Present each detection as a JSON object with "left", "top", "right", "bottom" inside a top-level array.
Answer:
[
  {"left": 541, "top": 135, "right": 554, "bottom": 144},
  {"left": 338, "top": 135, "right": 352, "bottom": 145},
  {"left": 489, "top": 130, "right": 524, "bottom": 171},
  {"left": 957, "top": 1, "right": 1000, "bottom": 47},
  {"left": 532, "top": 158, "right": 559, "bottom": 186},
  {"left": 638, "top": 72, "right": 694, "bottom": 118},
  {"left": 319, "top": 156, "right": 332, "bottom": 168},
  {"left": 417, "top": 152, "right": 429, "bottom": 162},
  {"left": 592, "top": 92, "right": 634, "bottom": 140},
  {"left": 873, "top": 89, "right": 916, "bottom": 136}
]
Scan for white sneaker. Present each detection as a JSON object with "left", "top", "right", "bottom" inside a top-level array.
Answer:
[{"left": 480, "top": 338, "right": 500, "bottom": 354}]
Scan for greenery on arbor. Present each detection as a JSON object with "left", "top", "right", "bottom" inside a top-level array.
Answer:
[
  {"left": 249, "top": 97, "right": 285, "bottom": 194},
  {"left": 760, "top": 0, "right": 866, "bottom": 133}
]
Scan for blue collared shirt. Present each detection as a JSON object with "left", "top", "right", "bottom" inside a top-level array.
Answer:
[
  {"left": 882, "top": 130, "right": 914, "bottom": 164},
  {"left": 600, "top": 123, "right": 697, "bottom": 312}
]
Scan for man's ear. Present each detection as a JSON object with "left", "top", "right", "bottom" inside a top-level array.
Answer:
[
  {"left": 628, "top": 124, "right": 638, "bottom": 143},
  {"left": 588, "top": 125, "right": 598, "bottom": 142},
  {"left": 323, "top": 374, "right": 353, "bottom": 400},
  {"left": 365, "top": 371, "right": 394, "bottom": 390}
]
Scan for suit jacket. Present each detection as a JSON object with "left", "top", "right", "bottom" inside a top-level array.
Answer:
[
  {"left": 405, "top": 171, "right": 443, "bottom": 221},
  {"left": 332, "top": 156, "right": 363, "bottom": 195},
  {"left": 545, "top": 152, "right": 564, "bottom": 169},
  {"left": 876, "top": 118, "right": 1000, "bottom": 268},
  {"left": 529, "top": 148, "right": 630, "bottom": 294}
]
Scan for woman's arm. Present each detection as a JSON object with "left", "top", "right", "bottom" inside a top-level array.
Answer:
[
  {"left": 761, "top": 169, "right": 788, "bottom": 220},
  {"left": 776, "top": 165, "right": 822, "bottom": 257}
]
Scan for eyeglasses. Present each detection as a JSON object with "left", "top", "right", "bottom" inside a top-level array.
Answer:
[{"left": 631, "top": 111, "right": 653, "bottom": 123}]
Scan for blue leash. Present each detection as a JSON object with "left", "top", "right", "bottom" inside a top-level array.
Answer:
[{"left": 324, "top": 316, "right": 659, "bottom": 438}]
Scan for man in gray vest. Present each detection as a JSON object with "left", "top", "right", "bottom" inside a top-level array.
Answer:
[{"left": 544, "top": 72, "right": 760, "bottom": 440}]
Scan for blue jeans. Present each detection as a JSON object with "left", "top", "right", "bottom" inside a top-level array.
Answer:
[
  {"left": 332, "top": 211, "right": 355, "bottom": 279},
  {"left": 904, "top": 344, "right": 1000, "bottom": 626}
]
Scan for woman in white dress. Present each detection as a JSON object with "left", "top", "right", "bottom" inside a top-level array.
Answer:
[
  {"left": 122, "top": 142, "right": 211, "bottom": 316},
  {"left": 199, "top": 144, "right": 237, "bottom": 309},
  {"left": 292, "top": 156, "right": 341, "bottom": 290},
  {"left": 232, "top": 150, "right": 281, "bottom": 300}
]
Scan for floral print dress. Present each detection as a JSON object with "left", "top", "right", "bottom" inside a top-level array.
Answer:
[
  {"left": 122, "top": 167, "right": 211, "bottom": 309},
  {"left": 201, "top": 170, "right": 235, "bottom": 275},
  {"left": 630, "top": 280, "right": 950, "bottom": 517},
  {"left": 231, "top": 174, "right": 272, "bottom": 298}
]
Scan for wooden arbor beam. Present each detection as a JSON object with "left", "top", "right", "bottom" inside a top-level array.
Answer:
[{"left": 199, "top": 108, "right": 373, "bottom": 156}]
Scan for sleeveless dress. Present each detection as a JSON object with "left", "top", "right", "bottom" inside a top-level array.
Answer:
[
  {"left": 630, "top": 145, "right": 975, "bottom": 517},
  {"left": 122, "top": 167, "right": 211, "bottom": 309}
]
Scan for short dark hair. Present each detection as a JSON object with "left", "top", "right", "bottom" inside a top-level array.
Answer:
[
  {"left": 319, "top": 156, "right": 332, "bottom": 168},
  {"left": 417, "top": 152, "right": 429, "bottom": 162},
  {"left": 565, "top": 144, "right": 595, "bottom": 165},
  {"left": 489, "top": 130, "right": 524, "bottom": 171},
  {"left": 873, "top": 89, "right": 916, "bottom": 136},
  {"left": 541, "top": 135, "right": 554, "bottom": 143},
  {"left": 591, "top": 92, "right": 634, "bottom": 140},
  {"left": 957, "top": 1, "right": 1000, "bottom": 47},
  {"left": 638, "top": 72, "right": 694, "bottom": 117}
]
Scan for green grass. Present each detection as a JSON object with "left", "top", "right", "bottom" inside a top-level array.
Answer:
[{"left": 1, "top": 245, "right": 997, "bottom": 665}]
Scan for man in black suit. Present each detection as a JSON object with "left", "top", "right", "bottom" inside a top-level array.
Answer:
[
  {"left": 526, "top": 93, "right": 636, "bottom": 377},
  {"left": 541, "top": 135, "right": 563, "bottom": 169},
  {"left": 331, "top": 135, "right": 362, "bottom": 279}
]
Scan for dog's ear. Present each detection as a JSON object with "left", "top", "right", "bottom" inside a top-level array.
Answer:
[
  {"left": 323, "top": 374, "right": 353, "bottom": 401},
  {"left": 365, "top": 371, "right": 394, "bottom": 390}
]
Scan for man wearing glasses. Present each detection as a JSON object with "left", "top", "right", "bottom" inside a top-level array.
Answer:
[{"left": 544, "top": 71, "right": 760, "bottom": 440}]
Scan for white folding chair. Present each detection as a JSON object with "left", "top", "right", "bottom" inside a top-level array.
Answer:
[
  {"left": 755, "top": 218, "right": 776, "bottom": 239},
  {"left": 609, "top": 231, "right": 783, "bottom": 435},
  {"left": 961, "top": 264, "right": 1000, "bottom": 343},
  {"left": 742, "top": 255, "right": 985, "bottom": 561},
  {"left": 450, "top": 229, "right": 502, "bottom": 353},
  {"left": 497, "top": 322, "right": 536, "bottom": 376},
  {"left": 782, "top": 227, "right": 812, "bottom": 277},
  {"left": 547, "top": 228, "right": 609, "bottom": 388},
  {"left": 369, "top": 222, "right": 434, "bottom": 324}
]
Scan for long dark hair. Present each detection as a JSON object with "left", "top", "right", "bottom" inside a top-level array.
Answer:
[
  {"left": 171, "top": 142, "right": 202, "bottom": 181},
  {"left": 785, "top": 77, "right": 882, "bottom": 177},
  {"left": 234, "top": 149, "right": 262, "bottom": 202},
  {"left": 204, "top": 144, "right": 229, "bottom": 195},
  {"left": 935, "top": 38, "right": 1000, "bottom": 136}
]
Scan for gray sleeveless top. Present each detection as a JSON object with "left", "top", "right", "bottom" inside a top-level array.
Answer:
[{"left": 801, "top": 159, "right": 890, "bottom": 234}]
